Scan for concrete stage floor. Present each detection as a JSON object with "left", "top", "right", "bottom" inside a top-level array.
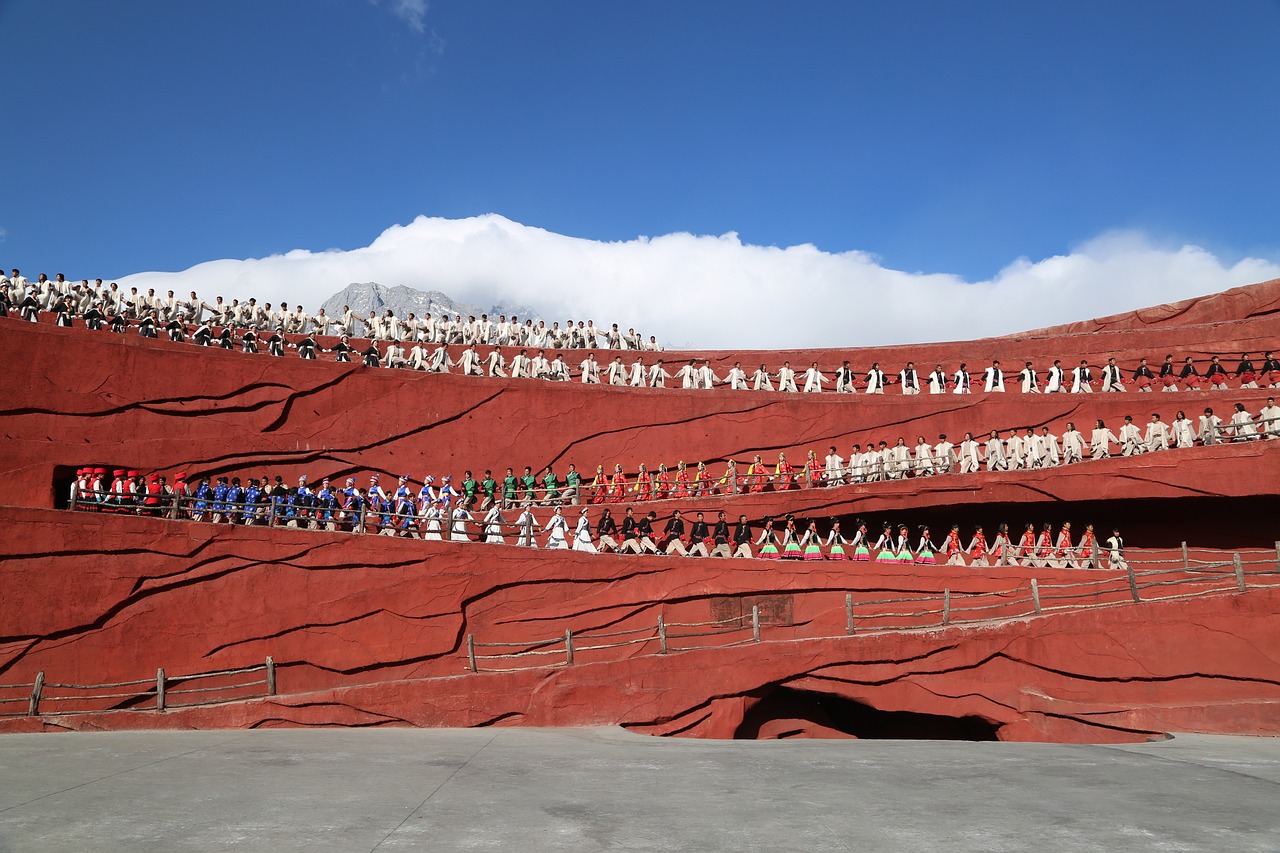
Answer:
[{"left": 1, "top": 727, "right": 1277, "bottom": 852}]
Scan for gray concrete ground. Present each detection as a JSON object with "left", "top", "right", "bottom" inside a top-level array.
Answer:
[{"left": 0, "top": 727, "right": 1277, "bottom": 852}]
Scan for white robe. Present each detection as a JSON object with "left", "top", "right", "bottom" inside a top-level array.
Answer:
[
  {"left": 572, "top": 516, "right": 597, "bottom": 553},
  {"left": 983, "top": 367, "right": 1004, "bottom": 392},
  {"left": 1071, "top": 366, "right": 1093, "bottom": 393},
  {"left": 802, "top": 368, "right": 826, "bottom": 393}
]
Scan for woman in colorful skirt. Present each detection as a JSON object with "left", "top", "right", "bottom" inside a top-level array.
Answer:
[
  {"left": 874, "top": 524, "right": 897, "bottom": 563},
  {"left": 672, "top": 462, "right": 691, "bottom": 499},
  {"left": 943, "top": 524, "right": 964, "bottom": 566},
  {"left": 850, "top": 520, "right": 871, "bottom": 562},
  {"left": 915, "top": 526, "right": 937, "bottom": 565},
  {"left": 800, "top": 520, "right": 825, "bottom": 560},
  {"left": 653, "top": 463, "right": 672, "bottom": 501},
  {"left": 781, "top": 516, "right": 804, "bottom": 559},
  {"left": 756, "top": 517, "right": 780, "bottom": 558},
  {"left": 895, "top": 524, "right": 914, "bottom": 564},
  {"left": 824, "top": 520, "right": 849, "bottom": 560}
]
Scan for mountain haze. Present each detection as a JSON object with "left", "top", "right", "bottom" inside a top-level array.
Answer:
[{"left": 319, "top": 283, "right": 544, "bottom": 325}]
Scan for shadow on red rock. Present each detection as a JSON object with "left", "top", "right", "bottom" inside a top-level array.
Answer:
[{"left": 734, "top": 687, "right": 1001, "bottom": 741}]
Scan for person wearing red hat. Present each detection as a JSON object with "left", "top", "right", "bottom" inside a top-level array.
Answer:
[
  {"left": 70, "top": 469, "right": 87, "bottom": 509},
  {"left": 144, "top": 474, "right": 162, "bottom": 514},
  {"left": 127, "top": 471, "right": 143, "bottom": 510},
  {"left": 171, "top": 472, "right": 189, "bottom": 519},
  {"left": 90, "top": 468, "right": 108, "bottom": 505},
  {"left": 108, "top": 469, "right": 129, "bottom": 511}
]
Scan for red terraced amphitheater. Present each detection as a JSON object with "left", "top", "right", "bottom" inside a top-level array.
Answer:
[{"left": 0, "top": 279, "right": 1278, "bottom": 742}]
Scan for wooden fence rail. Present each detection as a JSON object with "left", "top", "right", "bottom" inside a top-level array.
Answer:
[
  {"left": 465, "top": 557, "right": 1280, "bottom": 673},
  {"left": 1, "top": 657, "right": 276, "bottom": 719}
]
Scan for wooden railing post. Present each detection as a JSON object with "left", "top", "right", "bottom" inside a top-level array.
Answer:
[
  {"left": 156, "top": 668, "right": 166, "bottom": 712},
  {"left": 28, "top": 672, "right": 44, "bottom": 717},
  {"left": 1233, "top": 553, "right": 1247, "bottom": 592},
  {"left": 466, "top": 635, "right": 477, "bottom": 672},
  {"left": 751, "top": 605, "right": 761, "bottom": 642},
  {"left": 942, "top": 589, "right": 951, "bottom": 625},
  {"left": 265, "top": 656, "right": 276, "bottom": 695},
  {"left": 564, "top": 628, "right": 575, "bottom": 666},
  {"left": 1030, "top": 579, "right": 1042, "bottom": 615},
  {"left": 1125, "top": 563, "right": 1140, "bottom": 602},
  {"left": 845, "top": 593, "right": 855, "bottom": 635},
  {"left": 657, "top": 616, "right": 668, "bottom": 654},
  {"left": 1181, "top": 542, "right": 1189, "bottom": 570}
]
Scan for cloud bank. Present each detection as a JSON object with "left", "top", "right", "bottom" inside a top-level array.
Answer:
[{"left": 118, "top": 215, "right": 1280, "bottom": 349}]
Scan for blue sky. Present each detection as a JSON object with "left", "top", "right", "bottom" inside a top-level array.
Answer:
[{"left": 3, "top": 1, "right": 1279, "bottom": 346}]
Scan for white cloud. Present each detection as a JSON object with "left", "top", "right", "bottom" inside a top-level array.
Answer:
[
  {"left": 117, "top": 215, "right": 1280, "bottom": 349},
  {"left": 377, "top": 0, "right": 428, "bottom": 33},
  {"left": 0, "top": 226, "right": 7, "bottom": 241}
]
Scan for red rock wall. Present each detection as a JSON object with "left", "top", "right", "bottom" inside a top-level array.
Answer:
[{"left": 2, "top": 279, "right": 1278, "bottom": 742}]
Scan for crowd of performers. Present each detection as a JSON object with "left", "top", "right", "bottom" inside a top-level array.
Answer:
[
  {"left": 65, "top": 396, "right": 1277, "bottom": 539},
  {"left": 66, "top": 469, "right": 1114, "bottom": 568},
  {"left": 0, "top": 269, "right": 661, "bottom": 351},
  {"left": 5, "top": 269, "right": 1279, "bottom": 395}
]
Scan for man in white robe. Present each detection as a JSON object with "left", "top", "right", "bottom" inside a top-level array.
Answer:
[
  {"left": 1061, "top": 423, "right": 1085, "bottom": 464},
  {"left": 835, "top": 361, "right": 856, "bottom": 393},
  {"left": 459, "top": 345, "right": 484, "bottom": 376},
  {"left": 1045, "top": 360, "right": 1066, "bottom": 393},
  {"left": 984, "top": 431, "right": 1007, "bottom": 471},
  {"left": 698, "top": 361, "right": 721, "bottom": 389},
  {"left": 675, "top": 360, "right": 699, "bottom": 389},
  {"left": 1019, "top": 362, "right": 1040, "bottom": 393},
  {"left": 953, "top": 364, "right": 972, "bottom": 394},
  {"left": 530, "top": 351, "right": 550, "bottom": 379},
  {"left": 865, "top": 363, "right": 886, "bottom": 394},
  {"left": 1005, "top": 429, "right": 1025, "bottom": 470},
  {"left": 1108, "top": 357, "right": 1133, "bottom": 392},
  {"left": 486, "top": 348, "right": 508, "bottom": 377},
  {"left": 606, "top": 356, "right": 627, "bottom": 386},
  {"left": 1260, "top": 397, "right": 1280, "bottom": 438},
  {"left": 647, "top": 360, "right": 671, "bottom": 388},
  {"left": 928, "top": 364, "right": 948, "bottom": 394},
  {"left": 933, "top": 435, "right": 956, "bottom": 474},
  {"left": 1145, "top": 414, "right": 1171, "bottom": 452},
  {"left": 957, "top": 433, "right": 981, "bottom": 474},
  {"left": 983, "top": 361, "right": 1005, "bottom": 392},
  {"left": 727, "top": 362, "right": 750, "bottom": 390},
  {"left": 629, "top": 357, "right": 647, "bottom": 387},
  {"left": 914, "top": 437, "right": 935, "bottom": 477},
  {"left": 1071, "top": 360, "right": 1094, "bottom": 393},
  {"left": 428, "top": 344, "right": 452, "bottom": 373},
  {"left": 776, "top": 362, "right": 798, "bottom": 392},
  {"left": 899, "top": 362, "right": 920, "bottom": 395},
  {"left": 802, "top": 362, "right": 827, "bottom": 393},
  {"left": 824, "top": 447, "right": 845, "bottom": 486},
  {"left": 1119, "top": 416, "right": 1145, "bottom": 456},
  {"left": 1039, "top": 427, "right": 1061, "bottom": 466},
  {"left": 580, "top": 354, "right": 602, "bottom": 383},
  {"left": 751, "top": 364, "right": 774, "bottom": 391}
]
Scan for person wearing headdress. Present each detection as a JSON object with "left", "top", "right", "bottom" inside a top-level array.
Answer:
[
  {"left": 894, "top": 525, "right": 913, "bottom": 564},
  {"left": 915, "top": 526, "right": 937, "bottom": 565},
  {"left": 632, "top": 463, "right": 653, "bottom": 501},
  {"left": 799, "top": 520, "right": 824, "bottom": 560},
  {"left": 824, "top": 520, "right": 848, "bottom": 560},
  {"left": 572, "top": 507, "right": 597, "bottom": 553},
  {"left": 781, "top": 516, "right": 805, "bottom": 558},
  {"left": 873, "top": 524, "right": 896, "bottom": 563},
  {"left": 514, "top": 505, "right": 537, "bottom": 547},
  {"left": 755, "top": 517, "right": 780, "bottom": 559},
  {"left": 653, "top": 463, "right": 672, "bottom": 500},
  {"left": 849, "top": 520, "right": 870, "bottom": 562},
  {"left": 608, "top": 463, "right": 627, "bottom": 503},
  {"left": 536, "top": 506, "right": 565, "bottom": 548},
  {"left": 672, "top": 461, "right": 691, "bottom": 499}
]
